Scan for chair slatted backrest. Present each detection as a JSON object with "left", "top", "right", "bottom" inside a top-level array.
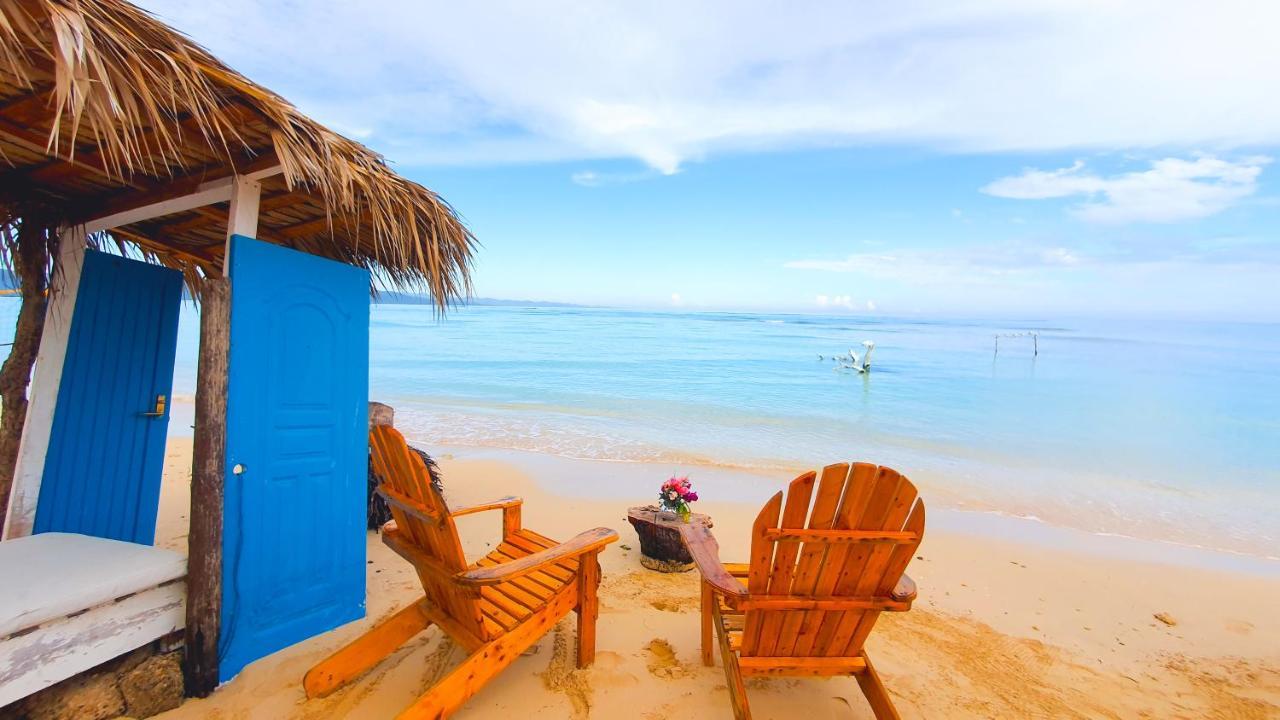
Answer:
[
  {"left": 741, "top": 462, "right": 924, "bottom": 659},
  {"left": 369, "top": 426, "right": 486, "bottom": 638}
]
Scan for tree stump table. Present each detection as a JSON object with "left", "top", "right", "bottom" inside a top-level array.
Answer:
[{"left": 626, "top": 505, "right": 712, "bottom": 573}]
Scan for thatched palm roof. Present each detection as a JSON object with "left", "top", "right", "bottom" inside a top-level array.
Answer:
[{"left": 0, "top": 0, "right": 475, "bottom": 306}]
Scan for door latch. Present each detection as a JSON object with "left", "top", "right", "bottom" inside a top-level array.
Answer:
[{"left": 140, "top": 394, "right": 166, "bottom": 417}]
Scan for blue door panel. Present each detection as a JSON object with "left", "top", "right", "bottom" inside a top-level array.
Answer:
[
  {"left": 219, "top": 235, "right": 369, "bottom": 682},
  {"left": 34, "top": 250, "right": 182, "bottom": 544}
]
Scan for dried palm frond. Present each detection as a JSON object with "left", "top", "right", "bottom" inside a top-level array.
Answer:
[{"left": 0, "top": 0, "right": 476, "bottom": 307}]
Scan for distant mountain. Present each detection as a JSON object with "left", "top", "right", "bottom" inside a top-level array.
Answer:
[{"left": 375, "top": 291, "right": 585, "bottom": 308}]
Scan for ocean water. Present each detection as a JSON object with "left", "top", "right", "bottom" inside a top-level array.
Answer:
[
  {"left": 359, "top": 306, "right": 1280, "bottom": 557},
  {"left": 4, "top": 299, "right": 1277, "bottom": 557}
]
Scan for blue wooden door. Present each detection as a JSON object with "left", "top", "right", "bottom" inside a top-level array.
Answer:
[
  {"left": 220, "top": 235, "right": 369, "bottom": 681},
  {"left": 34, "top": 250, "right": 182, "bottom": 544}
]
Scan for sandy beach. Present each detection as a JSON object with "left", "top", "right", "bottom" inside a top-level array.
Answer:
[{"left": 153, "top": 437, "right": 1280, "bottom": 719}]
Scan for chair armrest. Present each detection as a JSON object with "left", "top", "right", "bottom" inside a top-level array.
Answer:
[
  {"left": 678, "top": 522, "right": 747, "bottom": 600},
  {"left": 377, "top": 486, "right": 440, "bottom": 526},
  {"left": 450, "top": 496, "right": 522, "bottom": 517},
  {"left": 454, "top": 527, "right": 618, "bottom": 587},
  {"left": 890, "top": 574, "right": 917, "bottom": 603}
]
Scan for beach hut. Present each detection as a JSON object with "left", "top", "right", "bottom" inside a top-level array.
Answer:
[{"left": 0, "top": 0, "right": 474, "bottom": 709}]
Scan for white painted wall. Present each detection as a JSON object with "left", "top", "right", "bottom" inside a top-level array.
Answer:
[{"left": 4, "top": 229, "right": 86, "bottom": 539}]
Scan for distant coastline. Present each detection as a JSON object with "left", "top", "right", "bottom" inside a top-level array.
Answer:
[{"left": 375, "top": 291, "right": 586, "bottom": 308}]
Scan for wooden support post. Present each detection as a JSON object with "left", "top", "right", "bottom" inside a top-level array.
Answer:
[
  {"left": 701, "top": 580, "right": 715, "bottom": 666},
  {"left": 854, "top": 651, "right": 902, "bottom": 720},
  {"left": 575, "top": 550, "right": 602, "bottom": 668},
  {"left": 184, "top": 277, "right": 230, "bottom": 697},
  {"left": 222, "top": 175, "right": 262, "bottom": 275},
  {"left": 501, "top": 502, "right": 522, "bottom": 541}
]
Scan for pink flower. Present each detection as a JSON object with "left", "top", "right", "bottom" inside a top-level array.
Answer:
[{"left": 659, "top": 475, "right": 699, "bottom": 508}]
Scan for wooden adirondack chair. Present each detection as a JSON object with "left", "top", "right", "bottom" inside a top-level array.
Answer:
[
  {"left": 679, "top": 462, "right": 924, "bottom": 720},
  {"left": 304, "top": 426, "right": 619, "bottom": 718}
]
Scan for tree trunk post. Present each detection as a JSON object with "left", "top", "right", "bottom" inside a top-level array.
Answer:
[
  {"left": 0, "top": 219, "right": 54, "bottom": 536},
  {"left": 184, "top": 277, "right": 230, "bottom": 696},
  {"left": 626, "top": 506, "right": 712, "bottom": 573}
]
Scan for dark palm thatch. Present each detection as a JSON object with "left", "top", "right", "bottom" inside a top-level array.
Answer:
[{"left": 0, "top": 0, "right": 477, "bottom": 302}]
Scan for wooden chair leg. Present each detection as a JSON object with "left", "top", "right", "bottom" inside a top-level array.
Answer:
[
  {"left": 700, "top": 581, "right": 715, "bottom": 666},
  {"left": 575, "top": 550, "right": 602, "bottom": 668},
  {"left": 712, "top": 602, "right": 751, "bottom": 720},
  {"left": 854, "top": 651, "right": 901, "bottom": 720},
  {"left": 399, "top": 585, "right": 577, "bottom": 719},
  {"left": 304, "top": 599, "right": 433, "bottom": 698}
]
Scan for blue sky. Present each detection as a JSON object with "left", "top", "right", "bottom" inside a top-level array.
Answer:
[{"left": 140, "top": 1, "right": 1280, "bottom": 319}]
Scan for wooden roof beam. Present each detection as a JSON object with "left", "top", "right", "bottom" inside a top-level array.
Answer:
[
  {"left": 148, "top": 189, "right": 310, "bottom": 237},
  {"left": 80, "top": 155, "right": 280, "bottom": 234}
]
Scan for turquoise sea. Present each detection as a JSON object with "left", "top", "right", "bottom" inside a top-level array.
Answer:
[{"left": 5, "top": 299, "right": 1277, "bottom": 557}]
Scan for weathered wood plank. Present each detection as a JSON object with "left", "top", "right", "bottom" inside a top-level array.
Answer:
[{"left": 1, "top": 581, "right": 185, "bottom": 707}]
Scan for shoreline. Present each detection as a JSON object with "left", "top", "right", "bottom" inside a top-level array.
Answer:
[
  {"left": 171, "top": 389, "right": 1280, "bottom": 560},
  {"left": 384, "top": 398, "right": 1278, "bottom": 559},
  {"left": 428, "top": 441, "right": 1280, "bottom": 574}
]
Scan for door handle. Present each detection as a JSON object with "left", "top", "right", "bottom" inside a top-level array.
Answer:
[{"left": 140, "top": 394, "right": 167, "bottom": 417}]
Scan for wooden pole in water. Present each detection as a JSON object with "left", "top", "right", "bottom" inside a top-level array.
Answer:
[{"left": 185, "top": 277, "right": 230, "bottom": 697}]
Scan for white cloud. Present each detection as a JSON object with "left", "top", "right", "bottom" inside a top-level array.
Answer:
[
  {"left": 1040, "top": 247, "right": 1080, "bottom": 266},
  {"left": 787, "top": 242, "right": 1092, "bottom": 285},
  {"left": 815, "top": 294, "right": 857, "bottom": 310},
  {"left": 670, "top": 292, "right": 684, "bottom": 306},
  {"left": 982, "top": 155, "right": 1271, "bottom": 223},
  {"left": 571, "top": 169, "right": 657, "bottom": 187},
  {"left": 138, "top": 1, "right": 1280, "bottom": 171}
]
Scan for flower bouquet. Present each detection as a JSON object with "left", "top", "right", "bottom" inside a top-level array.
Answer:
[{"left": 658, "top": 475, "right": 698, "bottom": 522}]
